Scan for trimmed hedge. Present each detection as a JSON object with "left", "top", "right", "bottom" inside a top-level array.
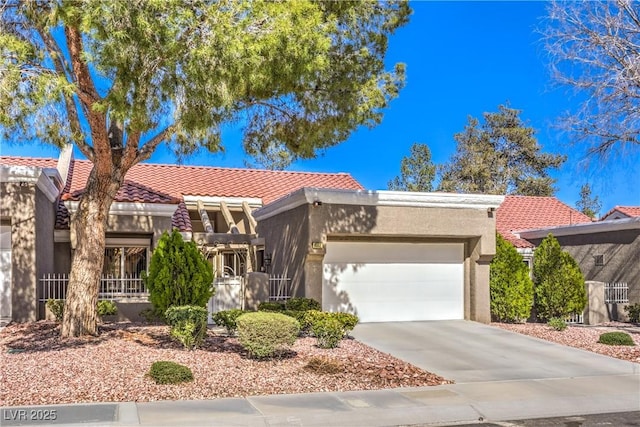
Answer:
[
  {"left": 148, "top": 361, "right": 194, "bottom": 384},
  {"left": 597, "top": 332, "right": 635, "bottom": 346},
  {"left": 311, "top": 316, "right": 343, "bottom": 348},
  {"left": 236, "top": 312, "right": 300, "bottom": 358},
  {"left": 285, "top": 297, "right": 321, "bottom": 312},
  {"left": 547, "top": 317, "right": 567, "bottom": 331}
]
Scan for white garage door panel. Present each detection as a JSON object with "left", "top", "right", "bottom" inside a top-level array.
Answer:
[{"left": 323, "top": 242, "right": 463, "bottom": 322}]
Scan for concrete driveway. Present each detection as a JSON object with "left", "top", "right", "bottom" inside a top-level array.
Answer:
[{"left": 351, "top": 320, "right": 639, "bottom": 383}]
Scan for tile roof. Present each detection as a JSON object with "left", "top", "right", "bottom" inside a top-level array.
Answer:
[
  {"left": 1, "top": 155, "right": 364, "bottom": 232},
  {"left": 601, "top": 206, "right": 640, "bottom": 220},
  {"left": 496, "top": 195, "right": 593, "bottom": 248}
]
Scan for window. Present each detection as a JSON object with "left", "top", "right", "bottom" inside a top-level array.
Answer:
[
  {"left": 103, "top": 242, "right": 149, "bottom": 278},
  {"left": 220, "top": 251, "right": 246, "bottom": 277},
  {"left": 594, "top": 254, "right": 605, "bottom": 266}
]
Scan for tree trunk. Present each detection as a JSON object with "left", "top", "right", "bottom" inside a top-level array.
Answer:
[{"left": 61, "top": 168, "right": 123, "bottom": 337}]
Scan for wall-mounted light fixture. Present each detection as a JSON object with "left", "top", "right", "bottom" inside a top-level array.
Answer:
[
  {"left": 312, "top": 199, "right": 322, "bottom": 207},
  {"left": 263, "top": 252, "right": 272, "bottom": 267},
  {"left": 311, "top": 241, "right": 324, "bottom": 250}
]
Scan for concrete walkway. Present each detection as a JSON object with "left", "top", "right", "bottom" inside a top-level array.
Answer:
[{"left": 2, "top": 321, "right": 639, "bottom": 427}]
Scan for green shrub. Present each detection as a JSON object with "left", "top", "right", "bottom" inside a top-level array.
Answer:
[
  {"left": 624, "top": 303, "right": 640, "bottom": 323},
  {"left": 142, "top": 230, "right": 213, "bottom": 319},
  {"left": 598, "top": 331, "right": 635, "bottom": 346},
  {"left": 47, "top": 299, "right": 119, "bottom": 322},
  {"left": 281, "top": 310, "right": 307, "bottom": 325},
  {"left": 148, "top": 361, "right": 194, "bottom": 384},
  {"left": 285, "top": 297, "right": 321, "bottom": 312},
  {"left": 301, "top": 310, "right": 325, "bottom": 331},
  {"left": 165, "top": 305, "right": 208, "bottom": 350},
  {"left": 97, "top": 300, "right": 118, "bottom": 317},
  {"left": 311, "top": 316, "right": 343, "bottom": 349},
  {"left": 212, "top": 309, "right": 246, "bottom": 334},
  {"left": 332, "top": 312, "right": 359, "bottom": 336},
  {"left": 490, "top": 233, "right": 534, "bottom": 322},
  {"left": 139, "top": 308, "right": 162, "bottom": 323},
  {"left": 236, "top": 312, "right": 300, "bottom": 358},
  {"left": 533, "top": 234, "right": 587, "bottom": 321},
  {"left": 547, "top": 317, "right": 567, "bottom": 331},
  {"left": 257, "top": 301, "right": 285, "bottom": 312},
  {"left": 46, "top": 299, "right": 65, "bottom": 321}
]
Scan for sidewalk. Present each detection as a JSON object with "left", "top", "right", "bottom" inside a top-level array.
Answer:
[{"left": 2, "top": 373, "right": 639, "bottom": 427}]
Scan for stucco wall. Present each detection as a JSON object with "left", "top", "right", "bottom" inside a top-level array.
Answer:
[
  {"left": 257, "top": 202, "right": 497, "bottom": 323},
  {"left": 528, "top": 229, "right": 640, "bottom": 305},
  {"left": 0, "top": 182, "right": 55, "bottom": 322},
  {"left": 256, "top": 204, "right": 310, "bottom": 299},
  {"left": 105, "top": 213, "right": 173, "bottom": 248}
]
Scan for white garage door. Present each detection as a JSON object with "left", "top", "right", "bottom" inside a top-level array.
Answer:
[{"left": 322, "top": 241, "right": 464, "bottom": 322}]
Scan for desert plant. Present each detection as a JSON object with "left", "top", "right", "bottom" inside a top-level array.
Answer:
[
  {"left": 301, "top": 309, "right": 326, "bottom": 331},
  {"left": 311, "top": 316, "right": 344, "bottom": 348},
  {"left": 165, "top": 305, "right": 208, "bottom": 350},
  {"left": 46, "top": 299, "right": 65, "bottom": 321},
  {"left": 142, "top": 230, "right": 213, "bottom": 319},
  {"left": 148, "top": 361, "right": 194, "bottom": 384},
  {"left": 236, "top": 312, "right": 300, "bottom": 358},
  {"left": 212, "top": 309, "right": 246, "bottom": 335},
  {"left": 97, "top": 300, "right": 118, "bottom": 317},
  {"left": 533, "top": 234, "right": 587, "bottom": 320},
  {"left": 597, "top": 331, "right": 635, "bottom": 346},
  {"left": 285, "top": 297, "right": 321, "bottom": 312},
  {"left": 301, "top": 310, "right": 359, "bottom": 338},
  {"left": 257, "top": 301, "right": 285, "bottom": 312},
  {"left": 304, "top": 356, "right": 344, "bottom": 375},
  {"left": 490, "top": 233, "right": 534, "bottom": 322},
  {"left": 624, "top": 303, "right": 640, "bottom": 323},
  {"left": 547, "top": 317, "right": 567, "bottom": 331}
]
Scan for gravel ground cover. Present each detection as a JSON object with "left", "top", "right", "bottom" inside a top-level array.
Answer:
[
  {"left": 493, "top": 322, "right": 640, "bottom": 363},
  {"left": 0, "top": 321, "right": 451, "bottom": 406}
]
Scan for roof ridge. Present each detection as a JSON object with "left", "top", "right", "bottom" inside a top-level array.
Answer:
[{"left": 68, "top": 158, "right": 352, "bottom": 176}]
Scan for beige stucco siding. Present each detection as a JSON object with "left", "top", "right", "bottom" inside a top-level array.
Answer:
[
  {"left": 1, "top": 182, "right": 56, "bottom": 321},
  {"left": 256, "top": 197, "right": 498, "bottom": 323}
]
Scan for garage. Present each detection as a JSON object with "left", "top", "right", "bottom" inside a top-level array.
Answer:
[{"left": 322, "top": 241, "right": 464, "bottom": 322}]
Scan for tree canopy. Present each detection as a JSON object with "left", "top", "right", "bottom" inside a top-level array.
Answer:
[
  {"left": 542, "top": 0, "right": 640, "bottom": 157},
  {"left": 387, "top": 142, "right": 435, "bottom": 192},
  {"left": 0, "top": 0, "right": 410, "bottom": 336},
  {"left": 438, "top": 104, "right": 566, "bottom": 196}
]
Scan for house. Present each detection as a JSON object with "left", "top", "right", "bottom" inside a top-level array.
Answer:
[
  {"left": 1, "top": 149, "right": 504, "bottom": 324},
  {"left": 601, "top": 206, "right": 640, "bottom": 221},
  {"left": 496, "top": 195, "right": 640, "bottom": 322}
]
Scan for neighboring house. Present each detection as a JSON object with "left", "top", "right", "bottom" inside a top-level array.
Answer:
[
  {"left": 497, "top": 195, "right": 640, "bottom": 322},
  {"left": 1, "top": 149, "right": 504, "bottom": 324},
  {"left": 601, "top": 206, "right": 640, "bottom": 221},
  {"left": 496, "top": 195, "right": 593, "bottom": 266}
]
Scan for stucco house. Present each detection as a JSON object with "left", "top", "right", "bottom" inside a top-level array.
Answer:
[
  {"left": 1, "top": 149, "right": 504, "bottom": 325},
  {"left": 496, "top": 195, "right": 640, "bottom": 322}
]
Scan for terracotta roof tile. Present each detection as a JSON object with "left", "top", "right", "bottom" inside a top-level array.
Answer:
[
  {"left": 171, "top": 202, "right": 192, "bottom": 232},
  {"left": 496, "top": 195, "right": 593, "bottom": 248},
  {"left": 601, "top": 205, "right": 640, "bottom": 220},
  {"left": 2, "top": 156, "right": 363, "bottom": 232}
]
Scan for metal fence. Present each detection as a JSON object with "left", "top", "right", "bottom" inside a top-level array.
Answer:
[
  {"left": 40, "top": 273, "right": 148, "bottom": 302},
  {"left": 269, "top": 274, "right": 291, "bottom": 301},
  {"left": 604, "top": 282, "right": 628, "bottom": 304}
]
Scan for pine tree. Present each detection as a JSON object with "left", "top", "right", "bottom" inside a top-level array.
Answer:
[
  {"left": 576, "top": 183, "right": 601, "bottom": 219},
  {"left": 387, "top": 143, "right": 436, "bottom": 192}
]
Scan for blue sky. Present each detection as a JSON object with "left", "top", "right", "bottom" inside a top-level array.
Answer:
[{"left": 2, "top": 1, "right": 639, "bottom": 214}]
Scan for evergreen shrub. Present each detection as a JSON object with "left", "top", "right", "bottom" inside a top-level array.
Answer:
[
  {"left": 148, "top": 361, "right": 194, "bottom": 384},
  {"left": 597, "top": 331, "right": 635, "bottom": 346},
  {"left": 236, "top": 312, "right": 299, "bottom": 358},
  {"left": 142, "top": 230, "right": 213, "bottom": 319},
  {"left": 490, "top": 233, "right": 534, "bottom": 322},
  {"left": 533, "top": 234, "right": 587, "bottom": 321}
]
